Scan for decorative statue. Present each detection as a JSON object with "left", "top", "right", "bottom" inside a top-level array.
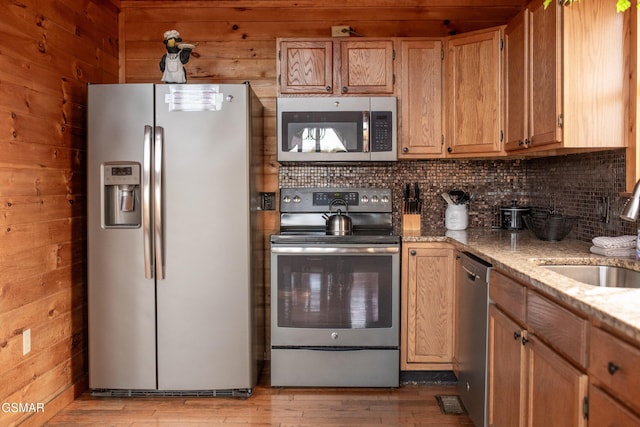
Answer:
[{"left": 159, "top": 30, "right": 195, "bottom": 84}]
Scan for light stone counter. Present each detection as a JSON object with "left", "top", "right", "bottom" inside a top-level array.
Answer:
[{"left": 403, "top": 227, "right": 640, "bottom": 343}]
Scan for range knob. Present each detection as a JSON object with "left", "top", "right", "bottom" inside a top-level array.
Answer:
[
  {"left": 381, "top": 195, "right": 389, "bottom": 203},
  {"left": 331, "top": 332, "right": 339, "bottom": 340},
  {"left": 361, "top": 195, "right": 369, "bottom": 204},
  {"left": 371, "top": 195, "right": 379, "bottom": 203},
  {"left": 293, "top": 195, "right": 301, "bottom": 203},
  {"left": 282, "top": 195, "right": 291, "bottom": 203}
]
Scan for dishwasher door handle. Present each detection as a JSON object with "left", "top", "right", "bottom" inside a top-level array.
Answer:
[{"left": 462, "top": 265, "right": 480, "bottom": 281}]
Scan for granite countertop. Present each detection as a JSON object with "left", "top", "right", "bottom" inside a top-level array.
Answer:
[{"left": 403, "top": 227, "right": 640, "bottom": 343}]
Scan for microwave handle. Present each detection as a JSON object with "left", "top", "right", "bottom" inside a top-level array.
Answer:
[{"left": 363, "top": 111, "right": 370, "bottom": 153}]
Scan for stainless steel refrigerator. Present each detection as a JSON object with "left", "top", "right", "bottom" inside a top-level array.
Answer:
[{"left": 87, "top": 83, "right": 264, "bottom": 395}]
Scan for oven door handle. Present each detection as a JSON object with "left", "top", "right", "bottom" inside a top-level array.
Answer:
[{"left": 271, "top": 246, "right": 399, "bottom": 254}]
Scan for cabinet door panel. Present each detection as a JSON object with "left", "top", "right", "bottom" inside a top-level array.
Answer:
[
  {"left": 399, "top": 40, "right": 443, "bottom": 158},
  {"left": 527, "top": 335, "right": 588, "bottom": 427},
  {"left": 488, "top": 305, "right": 527, "bottom": 427},
  {"left": 588, "top": 384, "right": 640, "bottom": 427},
  {"left": 446, "top": 27, "right": 503, "bottom": 155},
  {"left": 402, "top": 245, "right": 454, "bottom": 369},
  {"left": 279, "top": 40, "right": 333, "bottom": 94},
  {"left": 504, "top": 9, "right": 528, "bottom": 152},
  {"left": 528, "top": 0, "right": 562, "bottom": 148},
  {"left": 340, "top": 40, "right": 394, "bottom": 94}
]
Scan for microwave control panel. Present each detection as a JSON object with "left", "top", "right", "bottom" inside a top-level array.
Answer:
[{"left": 370, "top": 111, "right": 393, "bottom": 152}]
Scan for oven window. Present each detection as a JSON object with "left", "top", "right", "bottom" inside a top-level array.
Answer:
[
  {"left": 276, "top": 255, "right": 393, "bottom": 329},
  {"left": 282, "top": 111, "right": 363, "bottom": 153}
]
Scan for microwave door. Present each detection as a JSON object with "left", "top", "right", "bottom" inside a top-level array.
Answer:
[
  {"left": 279, "top": 111, "right": 370, "bottom": 162},
  {"left": 293, "top": 127, "right": 348, "bottom": 153}
]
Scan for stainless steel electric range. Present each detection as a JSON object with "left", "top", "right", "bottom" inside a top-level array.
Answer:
[{"left": 270, "top": 188, "right": 400, "bottom": 387}]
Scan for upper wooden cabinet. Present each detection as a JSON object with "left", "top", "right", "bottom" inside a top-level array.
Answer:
[
  {"left": 398, "top": 39, "right": 444, "bottom": 158},
  {"left": 444, "top": 27, "right": 505, "bottom": 157},
  {"left": 278, "top": 40, "right": 334, "bottom": 94},
  {"left": 277, "top": 38, "right": 395, "bottom": 95},
  {"left": 505, "top": 0, "right": 629, "bottom": 153}
]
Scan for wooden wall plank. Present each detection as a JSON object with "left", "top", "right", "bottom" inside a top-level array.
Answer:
[{"left": 0, "top": 0, "right": 117, "bottom": 423}]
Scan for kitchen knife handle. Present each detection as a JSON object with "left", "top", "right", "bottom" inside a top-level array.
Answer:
[
  {"left": 154, "top": 126, "right": 165, "bottom": 280},
  {"left": 143, "top": 125, "right": 154, "bottom": 279}
]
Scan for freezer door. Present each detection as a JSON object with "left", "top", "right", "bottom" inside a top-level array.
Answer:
[
  {"left": 154, "top": 84, "right": 255, "bottom": 390},
  {"left": 87, "top": 84, "right": 158, "bottom": 390}
]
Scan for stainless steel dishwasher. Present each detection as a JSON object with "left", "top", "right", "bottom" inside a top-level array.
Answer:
[{"left": 457, "top": 251, "right": 491, "bottom": 427}]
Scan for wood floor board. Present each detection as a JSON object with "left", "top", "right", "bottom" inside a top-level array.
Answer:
[{"left": 46, "top": 374, "right": 474, "bottom": 426}]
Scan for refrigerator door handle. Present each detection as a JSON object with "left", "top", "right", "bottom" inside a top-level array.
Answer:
[
  {"left": 154, "top": 126, "right": 165, "bottom": 280},
  {"left": 143, "top": 125, "right": 154, "bottom": 279}
]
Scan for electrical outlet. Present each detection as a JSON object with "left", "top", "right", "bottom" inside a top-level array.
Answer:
[
  {"left": 23, "top": 329, "right": 31, "bottom": 355},
  {"left": 331, "top": 26, "right": 351, "bottom": 37}
]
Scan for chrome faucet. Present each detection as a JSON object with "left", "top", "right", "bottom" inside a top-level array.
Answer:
[{"left": 621, "top": 179, "right": 640, "bottom": 221}]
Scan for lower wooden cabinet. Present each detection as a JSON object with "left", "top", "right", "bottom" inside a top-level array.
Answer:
[
  {"left": 526, "top": 334, "right": 588, "bottom": 427},
  {"left": 488, "top": 304, "right": 527, "bottom": 427},
  {"left": 401, "top": 242, "right": 455, "bottom": 370},
  {"left": 588, "top": 384, "right": 640, "bottom": 427},
  {"left": 488, "top": 270, "right": 588, "bottom": 427},
  {"left": 589, "top": 325, "right": 640, "bottom": 424}
]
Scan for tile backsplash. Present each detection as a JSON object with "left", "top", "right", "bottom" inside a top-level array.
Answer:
[{"left": 279, "top": 149, "right": 635, "bottom": 242}]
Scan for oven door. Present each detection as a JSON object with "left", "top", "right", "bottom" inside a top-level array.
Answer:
[{"left": 270, "top": 243, "right": 400, "bottom": 348}]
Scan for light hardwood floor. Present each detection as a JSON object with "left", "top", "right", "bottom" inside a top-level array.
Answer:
[{"left": 46, "top": 373, "right": 473, "bottom": 426}]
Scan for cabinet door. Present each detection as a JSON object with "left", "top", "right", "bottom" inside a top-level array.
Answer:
[
  {"left": 526, "top": 335, "right": 588, "bottom": 427},
  {"left": 401, "top": 244, "right": 454, "bottom": 369},
  {"left": 528, "top": 0, "right": 562, "bottom": 149},
  {"left": 588, "top": 384, "right": 640, "bottom": 427},
  {"left": 398, "top": 39, "right": 444, "bottom": 158},
  {"left": 488, "top": 305, "right": 527, "bottom": 427},
  {"left": 445, "top": 27, "right": 504, "bottom": 156},
  {"left": 279, "top": 40, "right": 333, "bottom": 94},
  {"left": 504, "top": 8, "right": 529, "bottom": 152},
  {"left": 339, "top": 40, "right": 394, "bottom": 94}
]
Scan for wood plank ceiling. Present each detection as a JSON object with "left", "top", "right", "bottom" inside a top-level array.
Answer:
[{"left": 119, "top": 0, "right": 529, "bottom": 37}]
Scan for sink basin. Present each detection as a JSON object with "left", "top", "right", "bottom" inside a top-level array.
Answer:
[{"left": 541, "top": 265, "right": 640, "bottom": 288}]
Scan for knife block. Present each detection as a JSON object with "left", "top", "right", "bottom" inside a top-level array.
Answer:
[{"left": 402, "top": 202, "right": 421, "bottom": 235}]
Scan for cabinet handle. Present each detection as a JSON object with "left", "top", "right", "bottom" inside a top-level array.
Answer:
[
  {"left": 342, "top": 86, "right": 348, "bottom": 93},
  {"left": 518, "top": 139, "right": 524, "bottom": 146},
  {"left": 325, "top": 86, "right": 332, "bottom": 92},
  {"left": 447, "top": 147, "right": 453, "bottom": 153},
  {"left": 513, "top": 331, "right": 521, "bottom": 340},
  {"left": 402, "top": 147, "right": 409, "bottom": 153},
  {"left": 607, "top": 362, "right": 620, "bottom": 375},
  {"left": 410, "top": 250, "right": 417, "bottom": 256},
  {"left": 521, "top": 336, "right": 529, "bottom": 346}
]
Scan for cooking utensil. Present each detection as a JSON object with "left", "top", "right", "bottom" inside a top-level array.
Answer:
[
  {"left": 442, "top": 193, "right": 455, "bottom": 206},
  {"left": 448, "top": 190, "right": 465, "bottom": 204},
  {"left": 323, "top": 198, "right": 353, "bottom": 235}
]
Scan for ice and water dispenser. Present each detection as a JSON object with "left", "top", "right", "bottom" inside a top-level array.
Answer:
[{"left": 102, "top": 162, "right": 141, "bottom": 228}]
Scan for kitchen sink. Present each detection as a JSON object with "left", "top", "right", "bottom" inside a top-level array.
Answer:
[{"left": 541, "top": 264, "right": 640, "bottom": 288}]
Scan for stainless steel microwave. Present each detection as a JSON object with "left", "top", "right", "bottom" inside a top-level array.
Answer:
[{"left": 276, "top": 96, "right": 397, "bottom": 162}]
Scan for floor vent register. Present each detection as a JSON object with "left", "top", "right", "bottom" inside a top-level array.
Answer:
[{"left": 435, "top": 395, "right": 468, "bottom": 415}]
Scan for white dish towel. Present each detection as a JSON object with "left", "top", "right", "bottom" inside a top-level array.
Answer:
[
  {"left": 591, "top": 235, "right": 637, "bottom": 249},
  {"left": 589, "top": 246, "right": 636, "bottom": 257}
]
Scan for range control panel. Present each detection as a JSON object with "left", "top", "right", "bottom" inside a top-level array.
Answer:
[{"left": 280, "top": 188, "right": 392, "bottom": 213}]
